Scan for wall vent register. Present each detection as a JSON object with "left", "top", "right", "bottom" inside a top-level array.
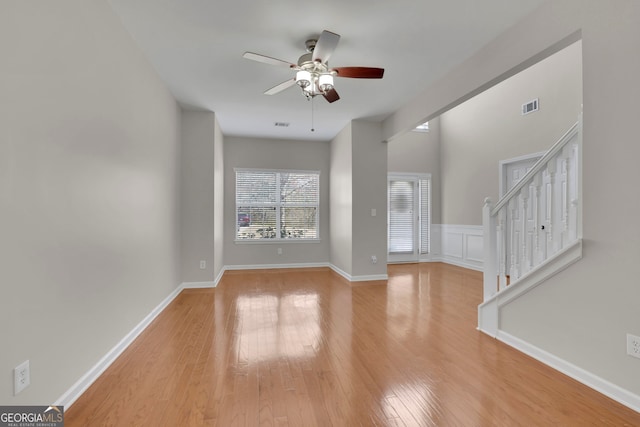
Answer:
[{"left": 522, "top": 98, "right": 539, "bottom": 115}]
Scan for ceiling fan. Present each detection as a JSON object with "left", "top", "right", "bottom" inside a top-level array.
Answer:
[{"left": 243, "top": 30, "right": 384, "bottom": 103}]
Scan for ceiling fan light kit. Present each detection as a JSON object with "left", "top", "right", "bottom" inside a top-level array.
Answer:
[{"left": 243, "top": 30, "right": 384, "bottom": 104}]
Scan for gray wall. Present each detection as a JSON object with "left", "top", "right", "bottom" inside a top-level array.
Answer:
[
  {"left": 213, "top": 116, "right": 224, "bottom": 280},
  {"left": 382, "top": 0, "right": 640, "bottom": 399},
  {"left": 180, "top": 111, "right": 216, "bottom": 283},
  {"left": 439, "top": 40, "right": 582, "bottom": 225},
  {"left": 387, "top": 117, "right": 442, "bottom": 225},
  {"left": 329, "top": 124, "right": 353, "bottom": 274},
  {"left": 0, "top": 0, "right": 180, "bottom": 404},
  {"left": 351, "top": 121, "right": 388, "bottom": 277},
  {"left": 329, "top": 121, "right": 388, "bottom": 279},
  {"left": 223, "top": 136, "right": 331, "bottom": 266}
]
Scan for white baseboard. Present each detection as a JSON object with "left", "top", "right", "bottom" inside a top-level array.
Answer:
[
  {"left": 213, "top": 266, "right": 226, "bottom": 287},
  {"left": 181, "top": 281, "right": 216, "bottom": 289},
  {"left": 430, "top": 255, "right": 483, "bottom": 271},
  {"left": 225, "top": 262, "right": 388, "bottom": 282},
  {"left": 329, "top": 264, "right": 388, "bottom": 282},
  {"left": 224, "top": 262, "right": 330, "bottom": 271},
  {"left": 55, "top": 284, "right": 184, "bottom": 409},
  {"left": 497, "top": 331, "right": 640, "bottom": 414}
]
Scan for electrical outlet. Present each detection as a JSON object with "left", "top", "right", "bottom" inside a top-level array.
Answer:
[
  {"left": 14, "top": 360, "right": 30, "bottom": 395},
  {"left": 371, "top": 255, "right": 377, "bottom": 264},
  {"left": 199, "top": 260, "right": 206, "bottom": 269},
  {"left": 277, "top": 248, "right": 283, "bottom": 255},
  {"left": 627, "top": 333, "right": 640, "bottom": 359}
]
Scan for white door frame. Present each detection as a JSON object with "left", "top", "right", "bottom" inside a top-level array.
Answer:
[
  {"left": 499, "top": 151, "right": 545, "bottom": 197},
  {"left": 387, "top": 172, "right": 431, "bottom": 263}
]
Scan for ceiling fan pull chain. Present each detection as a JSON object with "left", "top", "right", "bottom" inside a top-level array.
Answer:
[{"left": 311, "top": 96, "right": 315, "bottom": 132}]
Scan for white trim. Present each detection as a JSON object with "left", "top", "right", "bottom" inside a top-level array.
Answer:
[
  {"left": 478, "top": 239, "right": 583, "bottom": 337},
  {"left": 225, "top": 262, "right": 388, "bottom": 282},
  {"left": 181, "top": 281, "right": 216, "bottom": 289},
  {"left": 329, "top": 263, "right": 388, "bottom": 282},
  {"left": 430, "top": 255, "right": 483, "bottom": 272},
  {"left": 388, "top": 172, "right": 432, "bottom": 180},
  {"left": 234, "top": 167, "right": 321, "bottom": 175},
  {"left": 387, "top": 173, "right": 432, "bottom": 263},
  {"left": 213, "top": 266, "right": 226, "bottom": 287},
  {"left": 435, "top": 224, "right": 484, "bottom": 271},
  {"left": 234, "top": 238, "right": 322, "bottom": 244},
  {"left": 225, "top": 262, "right": 329, "bottom": 271},
  {"left": 499, "top": 151, "right": 545, "bottom": 198},
  {"left": 55, "top": 284, "right": 184, "bottom": 408},
  {"left": 329, "top": 263, "right": 351, "bottom": 281},
  {"left": 499, "top": 239, "right": 582, "bottom": 306},
  {"left": 351, "top": 274, "right": 388, "bottom": 282},
  {"left": 497, "top": 331, "right": 640, "bottom": 414}
]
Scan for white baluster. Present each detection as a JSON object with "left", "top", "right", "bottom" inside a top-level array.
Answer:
[
  {"left": 498, "top": 209, "right": 508, "bottom": 290},
  {"left": 520, "top": 187, "right": 529, "bottom": 274},
  {"left": 562, "top": 145, "right": 573, "bottom": 234},
  {"left": 570, "top": 198, "right": 579, "bottom": 241},
  {"left": 546, "top": 159, "right": 557, "bottom": 255},
  {"left": 532, "top": 173, "right": 542, "bottom": 266},
  {"left": 510, "top": 198, "right": 519, "bottom": 280}
]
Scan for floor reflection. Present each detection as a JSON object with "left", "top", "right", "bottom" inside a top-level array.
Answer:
[{"left": 233, "top": 292, "right": 321, "bottom": 361}]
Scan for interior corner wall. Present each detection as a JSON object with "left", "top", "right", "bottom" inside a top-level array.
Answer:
[
  {"left": 439, "top": 40, "right": 582, "bottom": 225},
  {"left": 180, "top": 111, "right": 217, "bottom": 283},
  {"left": 387, "top": 117, "right": 442, "bottom": 225},
  {"left": 213, "top": 117, "right": 224, "bottom": 280},
  {"left": 329, "top": 124, "right": 354, "bottom": 275},
  {"left": 0, "top": 0, "right": 180, "bottom": 404},
  {"left": 351, "top": 121, "right": 387, "bottom": 277},
  {"left": 223, "top": 136, "right": 331, "bottom": 267}
]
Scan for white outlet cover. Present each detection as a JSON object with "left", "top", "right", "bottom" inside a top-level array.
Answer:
[
  {"left": 14, "top": 360, "right": 30, "bottom": 395},
  {"left": 627, "top": 333, "right": 640, "bottom": 359}
]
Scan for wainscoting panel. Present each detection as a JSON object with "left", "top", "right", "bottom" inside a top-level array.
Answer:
[{"left": 431, "top": 224, "right": 484, "bottom": 271}]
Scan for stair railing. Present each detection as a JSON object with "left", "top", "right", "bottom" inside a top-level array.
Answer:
[{"left": 483, "top": 118, "right": 582, "bottom": 301}]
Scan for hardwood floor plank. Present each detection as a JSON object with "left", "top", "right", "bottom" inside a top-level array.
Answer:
[{"left": 66, "top": 264, "right": 640, "bottom": 426}]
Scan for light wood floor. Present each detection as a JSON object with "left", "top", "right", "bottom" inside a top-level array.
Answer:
[{"left": 66, "top": 263, "right": 640, "bottom": 426}]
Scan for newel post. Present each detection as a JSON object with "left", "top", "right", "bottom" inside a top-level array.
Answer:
[{"left": 482, "top": 197, "right": 497, "bottom": 301}]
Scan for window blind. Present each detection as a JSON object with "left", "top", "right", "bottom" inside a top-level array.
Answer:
[
  {"left": 419, "top": 178, "right": 430, "bottom": 254},
  {"left": 388, "top": 179, "right": 415, "bottom": 254},
  {"left": 236, "top": 169, "right": 319, "bottom": 240}
]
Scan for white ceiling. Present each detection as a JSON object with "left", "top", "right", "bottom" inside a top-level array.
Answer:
[{"left": 107, "top": 0, "right": 546, "bottom": 141}]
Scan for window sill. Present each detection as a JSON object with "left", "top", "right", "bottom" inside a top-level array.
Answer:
[{"left": 234, "top": 238, "right": 321, "bottom": 245}]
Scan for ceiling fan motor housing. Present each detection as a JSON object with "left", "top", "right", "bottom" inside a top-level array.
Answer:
[{"left": 305, "top": 39, "right": 317, "bottom": 53}]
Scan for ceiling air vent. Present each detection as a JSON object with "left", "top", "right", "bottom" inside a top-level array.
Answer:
[
  {"left": 522, "top": 98, "right": 539, "bottom": 115},
  {"left": 274, "top": 122, "right": 290, "bottom": 127}
]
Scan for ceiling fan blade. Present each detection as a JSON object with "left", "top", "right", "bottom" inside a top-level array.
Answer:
[
  {"left": 264, "top": 78, "right": 296, "bottom": 95},
  {"left": 312, "top": 30, "right": 340, "bottom": 64},
  {"left": 243, "top": 52, "right": 296, "bottom": 68},
  {"left": 333, "top": 67, "right": 385, "bottom": 79},
  {"left": 323, "top": 88, "right": 340, "bottom": 103}
]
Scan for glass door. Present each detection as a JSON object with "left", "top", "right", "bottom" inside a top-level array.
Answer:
[{"left": 388, "top": 174, "right": 431, "bottom": 263}]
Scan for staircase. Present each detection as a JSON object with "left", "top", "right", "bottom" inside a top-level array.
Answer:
[{"left": 478, "top": 117, "right": 583, "bottom": 337}]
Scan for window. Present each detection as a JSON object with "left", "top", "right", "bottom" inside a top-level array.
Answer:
[
  {"left": 413, "top": 121, "right": 429, "bottom": 132},
  {"left": 235, "top": 169, "right": 319, "bottom": 241},
  {"left": 388, "top": 174, "right": 431, "bottom": 260}
]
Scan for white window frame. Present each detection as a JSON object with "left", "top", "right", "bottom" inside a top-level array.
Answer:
[
  {"left": 387, "top": 173, "right": 431, "bottom": 262},
  {"left": 235, "top": 168, "right": 320, "bottom": 243}
]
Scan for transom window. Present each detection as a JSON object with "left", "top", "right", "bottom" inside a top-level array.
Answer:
[{"left": 235, "top": 169, "right": 319, "bottom": 241}]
